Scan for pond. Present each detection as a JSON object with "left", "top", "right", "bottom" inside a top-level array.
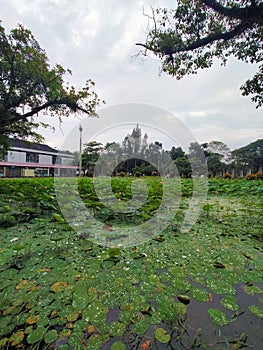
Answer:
[{"left": 0, "top": 178, "right": 262, "bottom": 349}]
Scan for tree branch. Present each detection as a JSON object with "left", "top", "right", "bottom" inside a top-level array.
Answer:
[
  {"left": 200, "top": 0, "right": 263, "bottom": 25},
  {"left": 174, "top": 21, "right": 251, "bottom": 53},
  {"left": 1, "top": 98, "right": 91, "bottom": 128},
  {"left": 22, "top": 98, "right": 91, "bottom": 119},
  {"left": 136, "top": 21, "right": 251, "bottom": 55}
]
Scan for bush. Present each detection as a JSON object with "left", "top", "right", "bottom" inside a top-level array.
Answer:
[
  {"left": 245, "top": 173, "right": 256, "bottom": 180},
  {"left": 118, "top": 171, "right": 126, "bottom": 177},
  {"left": 223, "top": 172, "right": 233, "bottom": 179},
  {"left": 255, "top": 171, "right": 263, "bottom": 180}
]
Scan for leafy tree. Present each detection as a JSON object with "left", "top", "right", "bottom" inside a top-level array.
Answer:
[
  {"left": 231, "top": 139, "right": 263, "bottom": 173},
  {"left": 202, "top": 141, "right": 231, "bottom": 176},
  {"left": 104, "top": 142, "right": 123, "bottom": 175},
  {"left": 188, "top": 142, "right": 207, "bottom": 176},
  {"left": 0, "top": 23, "right": 103, "bottom": 148},
  {"left": 82, "top": 141, "right": 104, "bottom": 176},
  {"left": 174, "top": 156, "right": 192, "bottom": 177},
  {"left": 169, "top": 146, "right": 185, "bottom": 160},
  {"left": 137, "top": 0, "right": 263, "bottom": 107},
  {"left": 206, "top": 153, "right": 224, "bottom": 176}
]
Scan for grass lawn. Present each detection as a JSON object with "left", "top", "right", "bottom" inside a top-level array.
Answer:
[{"left": 0, "top": 177, "right": 262, "bottom": 349}]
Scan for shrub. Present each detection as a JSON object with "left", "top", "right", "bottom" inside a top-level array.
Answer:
[
  {"left": 245, "top": 173, "right": 256, "bottom": 180},
  {"left": 223, "top": 172, "right": 233, "bottom": 179},
  {"left": 118, "top": 171, "right": 126, "bottom": 177},
  {"left": 255, "top": 171, "right": 263, "bottom": 180}
]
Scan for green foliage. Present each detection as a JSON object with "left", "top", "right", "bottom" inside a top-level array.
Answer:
[
  {"left": 138, "top": 1, "right": 263, "bottom": 108},
  {"left": 0, "top": 23, "right": 103, "bottom": 147},
  {"left": 232, "top": 139, "right": 263, "bottom": 173},
  {"left": 208, "top": 308, "right": 229, "bottom": 326},
  {"left": 82, "top": 141, "right": 104, "bottom": 176},
  {"left": 0, "top": 177, "right": 262, "bottom": 348},
  {"left": 154, "top": 327, "right": 171, "bottom": 343},
  {"left": 110, "top": 341, "right": 126, "bottom": 350}
]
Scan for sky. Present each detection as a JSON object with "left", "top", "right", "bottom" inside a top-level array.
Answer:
[{"left": 1, "top": 0, "right": 262, "bottom": 152}]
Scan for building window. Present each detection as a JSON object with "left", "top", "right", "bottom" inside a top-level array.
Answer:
[{"left": 26, "top": 153, "right": 39, "bottom": 163}]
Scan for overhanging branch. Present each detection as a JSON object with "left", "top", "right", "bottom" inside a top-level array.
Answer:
[
  {"left": 136, "top": 21, "right": 251, "bottom": 55},
  {"left": 21, "top": 98, "right": 90, "bottom": 119},
  {"left": 0, "top": 98, "right": 91, "bottom": 129},
  {"left": 175, "top": 21, "right": 251, "bottom": 53},
  {"left": 200, "top": 0, "right": 263, "bottom": 25}
]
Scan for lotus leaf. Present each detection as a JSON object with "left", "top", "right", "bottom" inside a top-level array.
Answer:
[
  {"left": 220, "top": 295, "right": 239, "bottom": 311},
  {"left": 44, "top": 329, "right": 58, "bottom": 344},
  {"left": 249, "top": 305, "right": 263, "bottom": 318},
  {"left": 110, "top": 340, "right": 126, "bottom": 350},
  {"left": 154, "top": 327, "right": 171, "bottom": 344},
  {"left": 67, "top": 310, "right": 81, "bottom": 323},
  {"left": 208, "top": 308, "right": 229, "bottom": 326},
  {"left": 26, "top": 327, "right": 46, "bottom": 344},
  {"left": 51, "top": 281, "right": 68, "bottom": 292}
]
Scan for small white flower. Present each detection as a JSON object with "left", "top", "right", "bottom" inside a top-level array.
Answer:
[{"left": 10, "top": 237, "right": 19, "bottom": 242}]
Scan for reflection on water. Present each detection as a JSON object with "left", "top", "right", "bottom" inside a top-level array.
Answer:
[
  {"left": 103, "top": 283, "right": 262, "bottom": 349},
  {"left": 174, "top": 283, "right": 263, "bottom": 349}
]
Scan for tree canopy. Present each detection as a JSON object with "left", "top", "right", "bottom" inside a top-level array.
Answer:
[
  {"left": 137, "top": 0, "right": 263, "bottom": 108},
  {"left": 0, "top": 23, "right": 103, "bottom": 148},
  {"left": 232, "top": 138, "right": 263, "bottom": 173}
]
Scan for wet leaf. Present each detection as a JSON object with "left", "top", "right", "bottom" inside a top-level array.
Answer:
[
  {"left": 52, "top": 213, "right": 65, "bottom": 223},
  {"left": 16, "top": 279, "right": 39, "bottom": 291},
  {"left": 26, "top": 315, "right": 40, "bottom": 325},
  {"left": 9, "top": 331, "right": 24, "bottom": 346},
  {"left": 153, "top": 236, "right": 164, "bottom": 242},
  {"left": 51, "top": 281, "right": 68, "bottom": 293},
  {"left": 220, "top": 295, "right": 239, "bottom": 311},
  {"left": 208, "top": 308, "right": 229, "bottom": 326},
  {"left": 110, "top": 340, "right": 126, "bottom": 350},
  {"left": 213, "top": 262, "right": 225, "bottom": 269},
  {"left": 249, "top": 305, "right": 263, "bottom": 318},
  {"left": 0, "top": 338, "right": 8, "bottom": 347},
  {"left": 44, "top": 329, "right": 58, "bottom": 344},
  {"left": 177, "top": 295, "right": 191, "bottom": 305},
  {"left": 86, "top": 325, "right": 96, "bottom": 334},
  {"left": 154, "top": 327, "right": 171, "bottom": 344},
  {"left": 140, "top": 339, "right": 151, "bottom": 350},
  {"left": 27, "top": 327, "right": 46, "bottom": 344},
  {"left": 191, "top": 288, "right": 209, "bottom": 302},
  {"left": 37, "top": 268, "right": 51, "bottom": 272},
  {"left": 108, "top": 247, "right": 121, "bottom": 257},
  {"left": 66, "top": 310, "right": 81, "bottom": 322},
  {"left": 242, "top": 284, "right": 263, "bottom": 295}
]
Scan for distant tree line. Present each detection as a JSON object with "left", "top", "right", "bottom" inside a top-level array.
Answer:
[{"left": 76, "top": 125, "right": 263, "bottom": 178}]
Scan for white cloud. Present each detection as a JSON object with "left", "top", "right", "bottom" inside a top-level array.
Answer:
[{"left": 1, "top": 0, "right": 262, "bottom": 151}]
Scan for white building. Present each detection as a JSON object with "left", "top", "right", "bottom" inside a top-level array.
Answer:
[{"left": 0, "top": 139, "right": 78, "bottom": 177}]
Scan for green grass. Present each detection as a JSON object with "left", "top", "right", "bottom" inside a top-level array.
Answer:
[{"left": 0, "top": 177, "right": 262, "bottom": 349}]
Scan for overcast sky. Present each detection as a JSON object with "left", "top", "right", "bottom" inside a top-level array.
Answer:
[{"left": 1, "top": 0, "right": 262, "bottom": 152}]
